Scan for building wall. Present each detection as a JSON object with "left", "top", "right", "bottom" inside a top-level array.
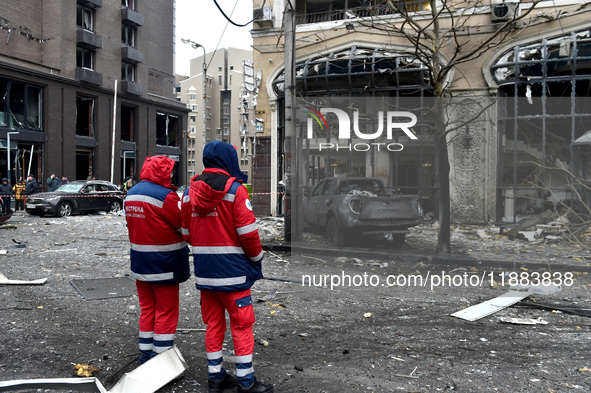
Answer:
[
  {"left": 0, "top": 0, "right": 187, "bottom": 187},
  {"left": 251, "top": 0, "right": 591, "bottom": 220}
]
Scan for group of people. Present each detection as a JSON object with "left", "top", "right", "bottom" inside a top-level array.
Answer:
[
  {"left": 125, "top": 141, "right": 273, "bottom": 393},
  {"left": 0, "top": 173, "right": 68, "bottom": 214}
]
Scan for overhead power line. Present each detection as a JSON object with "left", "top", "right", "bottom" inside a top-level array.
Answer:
[{"left": 212, "top": 0, "right": 267, "bottom": 27}]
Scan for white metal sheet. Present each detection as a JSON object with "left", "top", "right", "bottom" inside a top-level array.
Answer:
[
  {"left": 450, "top": 291, "right": 531, "bottom": 322},
  {"left": 108, "top": 346, "right": 188, "bottom": 393},
  {"left": 0, "top": 377, "right": 107, "bottom": 392}
]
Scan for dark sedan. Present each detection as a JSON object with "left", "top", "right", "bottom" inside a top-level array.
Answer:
[{"left": 25, "top": 180, "right": 124, "bottom": 217}]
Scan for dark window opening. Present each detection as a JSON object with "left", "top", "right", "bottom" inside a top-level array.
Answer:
[
  {"left": 122, "top": 0, "right": 135, "bottom": 10},
  {"left": 76, "top": 5, "right": 94, "bottom": 31},
  {"left": 76, "top": 149, "right": 94, "bottom": 181},
  {"left": 0, "top": 78, "right": 43, "bottom": 131},
  {"left": 76, "top": 96, "right": 95, "bottom": 137},
  {"left": 121, "top": 105, "right": 135, "bottom": 142},
  {"left": 156, "top": 112, "right": 179, "bottom": 147},
  {"left": 122, "top": 62, "right": 136, "bottom": 82},
  {"left": 122, "top": 25, "right": 136, "bottom": 46},
  {"left": 76, "top": 47, "right": 94, "bottom": 70}
]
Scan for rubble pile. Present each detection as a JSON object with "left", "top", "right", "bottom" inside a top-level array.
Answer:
[
  {"left": 257, "top": 217, "right": 284, "bottom": 243},
  {"left": 406, "top": 217, "right": 591, "bottom": 263}
]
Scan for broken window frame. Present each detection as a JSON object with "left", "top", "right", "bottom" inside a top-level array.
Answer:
[
  {"left": 121, "top": 62, "right": 136, "bottom": 82},
  {"left": 76, "top": 47, "right": 95, "bottom": 70},
  {"left": 120, "top": 104, "right": 135, "bottom": 142},
  {"left": 122, "top": 0, "right": 135, "bottom": 10},
  {"left": 122, "top": 25, "right": 136, "bottom": 47},
  {"left": 492, "top": 28, "right": 591, "bottom": 222},
  {"left": 76, "top": 5, "right": 94, "bottom": 31},
  {"left": 0, "top": 78, "right": 44, "bottom": 131},
  {"left": 156, "top": 112, "right": 179, "bottom": 148},
  {"left": 76, "top": 95, "right": 95, "bottom": 138}
]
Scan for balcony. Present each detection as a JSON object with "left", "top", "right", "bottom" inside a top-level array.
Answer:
[
  {"left": 121, "top": 46, "right": 143, "bottom": 64},
  {"left": 78, "top": 0, "right": 102, "bottom": 8},
  {"left": 75, "top": 67, "right": 103, "bottom": 86},
  {"left": 122, "top": 8, "right": 144, "bottom": 27},
  {"left": 121, "top": 81, "right": 142, "bottom": 96},
  {"left": 76, "top": 29, "right": 103, "bottom": 49},
  {"left": 295, "top": 1, "right": 427, "bottom": 25}
]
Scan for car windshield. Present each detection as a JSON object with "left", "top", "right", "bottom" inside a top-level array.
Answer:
[
  {"left": 338, "top": 180, "right": 385, "bottom": 195},
  {"left": 55, "top": 183, "right": 84, "bottom": 193}
]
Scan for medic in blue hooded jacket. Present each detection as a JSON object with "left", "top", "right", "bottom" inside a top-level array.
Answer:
[
  {"left": 181, "top": 141, "right": 273, "bottom": 393},
  {"left": 125, "top": 155, "right": 190, "bottom": 364}
]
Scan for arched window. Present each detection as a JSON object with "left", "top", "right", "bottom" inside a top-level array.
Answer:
[
  {"left": 273, "top": 46, "right": 432, "bottom": 97},
  {"left": 491, "top": 29, "right": 591, "bottom": 222}
]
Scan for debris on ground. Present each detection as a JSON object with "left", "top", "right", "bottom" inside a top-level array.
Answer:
[
  {"left": 515, "top": 301, "right": 591, "bottom": 317},
  {"left": 0, "top": 272, "right": 48, "bottom": 285},
  {"left": 499, "top": 317, "right": 549, "bottom": 325},
  {"left": 74, "top": 364, "right": 99, "bottom": 377},
  {"left": 505, "top": 209, "right": 558, "bottom": 237},
  {"left": 451, "top": 291, "right": 531, "bottom": 322},
  {"left": 257, "top": 217, "right": 284, "bottom": 242}
]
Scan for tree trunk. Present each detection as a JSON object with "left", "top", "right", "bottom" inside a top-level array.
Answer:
[{"left": 436, "top": 131, "right": 451, "bottom": 254}]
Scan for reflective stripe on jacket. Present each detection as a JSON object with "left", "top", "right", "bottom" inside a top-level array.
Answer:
[
  {"left": 182, "top": 169, "right": 263, "bottom": 292},
  {"left": 125, "top": 157, "right": 190, "bottom": 285}
]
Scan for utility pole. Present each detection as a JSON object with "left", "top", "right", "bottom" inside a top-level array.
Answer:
[{"left": 284, "top": 5, "right": 298, "bottom": 242}]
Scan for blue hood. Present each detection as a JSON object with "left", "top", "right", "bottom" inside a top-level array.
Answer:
[{"left": 202, "top": 141, "right": 248, "bottom": 183}]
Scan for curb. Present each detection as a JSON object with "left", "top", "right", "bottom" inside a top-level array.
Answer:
[{"left": 262, "top": 243, "right": 591, "bottom": 273}]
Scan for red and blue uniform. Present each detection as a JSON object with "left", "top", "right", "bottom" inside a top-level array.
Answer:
[
  {"left": 125, "top": 155, "right": 190, "bottom": 363},
  {"left": 182, "top": 141, "right": 263, "bottom": 388}
]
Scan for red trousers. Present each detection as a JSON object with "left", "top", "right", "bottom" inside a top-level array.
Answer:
[
  {"left": 201, "top": 288, "right": 255, "bottom": 355},
  {"left": 201, "top": 289, "right": 256, "bottom": 385},
  {"left": 136, "top": 280, "right": 180, "bottom": 354}
]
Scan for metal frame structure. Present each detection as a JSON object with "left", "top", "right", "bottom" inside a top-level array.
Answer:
[
  {"left": 492, "top": 28, "right": 591, "bottom": 222},
  {"left": 273, "top": 45, "right": 438, "bottom": 214}
]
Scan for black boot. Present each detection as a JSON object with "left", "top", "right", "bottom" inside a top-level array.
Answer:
[
  {"left": 237, "top": 378, "right": 274, "bottom": 393},
  {"left": 209, "top": 373, "right": 238, "bottom": 393}
]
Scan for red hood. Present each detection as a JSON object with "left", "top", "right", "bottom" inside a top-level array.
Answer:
[
  {"left": 139, "top": 156, "right": 176, "bottom": 189},
  {"left": 190, "top": 168, "right": 236, "bottom": 215}
]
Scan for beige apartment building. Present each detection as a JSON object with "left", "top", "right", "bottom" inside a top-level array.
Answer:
[
  {"left": 177, "top": 47, "right": 253, "bottom": 181},
  {"left": 250, "top": 0, "right": 591, "bottom": 220}
]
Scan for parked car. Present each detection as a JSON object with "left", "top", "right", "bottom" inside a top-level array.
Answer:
[
  {"left": 25, "top": 180, "right": 124, "bottom": 217},
  {"left": 302, "top": 176, "right": 422, "bottom": 246}
]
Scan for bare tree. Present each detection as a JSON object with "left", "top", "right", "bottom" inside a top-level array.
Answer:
[{"left": 356, "top": 0, "right": 544, "bottom": 253}]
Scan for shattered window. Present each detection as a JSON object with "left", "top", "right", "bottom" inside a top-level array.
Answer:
[
  {"left": 493, "top": 28, "right": 591, "bottom": 221},
  {"left": 156, "top": 112, "right": 179, "bottom": 147},
  {"left": 76, "top": 5, "right": 94, "bottom": 31},
  {"left": 274, "top": 46, "right": 432, "bottom": 95},
  {"left": 76, "top": 96, "right": 95, "bottom": 137},
  {"left": 0, "top": 79, "right": 44, "bottom": 132}
]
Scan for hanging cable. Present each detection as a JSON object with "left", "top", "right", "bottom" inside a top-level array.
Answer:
[
  {"left": 207, "top": 0, "right": 239, "bottom": 71},
  {"left": 212, "top": 0, "right": 266, "bottom": 27}
]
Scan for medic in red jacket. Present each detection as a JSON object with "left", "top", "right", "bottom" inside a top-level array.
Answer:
[
  {"left": 125, "top": 155, "right": 190, "bottom": 364},
  {"left": 182, "top": 141, "right": 273, "bottom": 393}
]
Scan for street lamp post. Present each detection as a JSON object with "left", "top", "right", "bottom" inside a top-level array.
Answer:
[
  {"left": 6, "top": 132, "right": 19, "bottom": 183},
  {"left": 181, "top": 38, "right": 207, "bottom": 158}
]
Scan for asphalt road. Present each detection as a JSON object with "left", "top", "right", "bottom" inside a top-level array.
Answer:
[{"left": 1, "top": 212, "right": 590, "bottom": 392}]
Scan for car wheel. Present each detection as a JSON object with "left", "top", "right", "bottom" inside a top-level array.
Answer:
[
  {"left": 109, "top": 200, "right": 122, "bottom": 213},
  {"left": 327, "top": 217, "right": 346, "bottom": 246},
  {"left": 56, "top": 202, "right": 72, "bottom": 217}
]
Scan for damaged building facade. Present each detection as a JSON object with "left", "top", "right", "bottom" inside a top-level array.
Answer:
[
  {"left": 250, "top": 0, "right": 591, "bottom": 222},
  {"left": 0, "top": 0, "right": 188, "bottom": 186}
]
